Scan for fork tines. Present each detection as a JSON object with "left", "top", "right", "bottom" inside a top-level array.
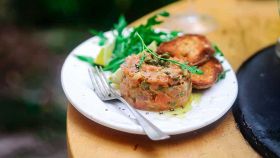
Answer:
[{"left": 88, "top": 66, "right": 119, "bottom": 100}]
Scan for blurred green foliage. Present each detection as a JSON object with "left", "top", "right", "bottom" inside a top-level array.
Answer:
[
  {"left": 10, "top": 0, "right": 176, "bottom": 29},
  {"left": 0, "top": 0, "right": 176, "bottom": 132},
  {"left": 0, "top": 98, "right": 65, "bottom": 131},
  {"left": 0, "top": 0, "right": 174, "bottom": 157},
  {"left": 0, "top": 1, "right": 176, "bottom": 156}
]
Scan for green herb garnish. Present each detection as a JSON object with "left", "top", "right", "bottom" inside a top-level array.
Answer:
[
  {"left": 179, "top": 92, "right": 185, "bottom": 97},
  {"left": 136, "top": 36, "right": 147, "bottom": 68},
  {"left": 213, "top": 44, "right": 224, "bottom": 56},
  {"left": 157, "top": 86, "right": 164, "bottom": 91},
  {"left": 89, "top": 29, "right": 108, "bottom": 46},
  {"left": 136, "top": 32, "right": 203, "bottom": 75},
  {"left": 168, "top": 102, "right": 176, "bottom": 106},
  {"left": 136, "top": 53, "right": 146, "bottom": 68},
  {"left": 77, "top": 11, "right": 182, "bottom": 72},
  {"left": 217, "top": 69, "right": 230, "bottom": 82},
  {"left": 106, "top": 11, "right": 181, "bottom": 72},
  {"left": 140, "top": 82, "right": 150, "bottom": 90},
  {"left": 75, "top": 55, "right": 96, "bottom": 66}
]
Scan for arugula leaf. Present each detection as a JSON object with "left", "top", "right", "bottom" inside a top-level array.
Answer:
[
  {"left": 159, "top": 11, "right": 170, "bottom": 17},
  {"left": 169, "top": 31, "right": 181, "bottom": 39},
  {"left": 89, "top": 29, "right": 108, "bottom": 46},
  {"left": 78, "top": 11, "right": 181, "bottom": 72},
  {"left": 103, "top": 58, "right": 125, "bottom": 72},
  {"left": 217, "top": 69, "right": 230, "bottom": 82},
  {"left": 181, "top": 65, "right": 203, "bottom": 75},
  {"left": 104, "top": 11, "right": 180, "bottom": 71},
  {"left": 213, "top": 44, "right": 224, "bottom": 56},
  {"left": 75, "top": 55, "right": 96, "bottom": 66},
  {"left": 113, "top": 15, "right": 127, "bottom": 35},
  {"left": 143, "top": 11, "right": 170, "bottom": 28},
  {"left": 111, "top": 15, "right": 128, "bottom": 58}
]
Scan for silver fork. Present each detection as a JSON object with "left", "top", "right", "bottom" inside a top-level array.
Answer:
[{"left": 88, "top": 66, "right": 170, "bottom": 140}]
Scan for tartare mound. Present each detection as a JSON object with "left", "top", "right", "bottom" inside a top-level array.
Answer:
[{"left": 120, "top": 53, "right": 192, "bottom": 111}]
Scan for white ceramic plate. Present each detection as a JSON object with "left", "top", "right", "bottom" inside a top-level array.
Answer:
[{"left": 61, "top": 31, "right": 238, "bottom": 135}]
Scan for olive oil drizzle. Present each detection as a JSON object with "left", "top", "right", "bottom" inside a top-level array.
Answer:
[{"left": 161, "top": 93, "right": 202, "bottom": 118}]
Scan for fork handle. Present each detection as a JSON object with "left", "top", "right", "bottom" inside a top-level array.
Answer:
[{"left": 118, "top": 97, "right": 170, "bottom": 140}]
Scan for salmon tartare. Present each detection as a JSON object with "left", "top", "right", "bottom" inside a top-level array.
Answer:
[{"left": 119, "top": 53, "right": 192, "bottom": 111}]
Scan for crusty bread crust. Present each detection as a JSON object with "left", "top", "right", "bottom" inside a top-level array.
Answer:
[
  {"left": 191, "top": 57, "right": 223, "bottom": 89},
  {"left": 157, "top": 34, "right": 215, "bottom": 66}
]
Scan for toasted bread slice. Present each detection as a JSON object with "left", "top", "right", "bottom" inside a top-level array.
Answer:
[
  {"left": 157, "top": 34, "right": 215, "bottom": 65},
  {"left": 191, "top": 57, "right": 223, "bottom": 89}
]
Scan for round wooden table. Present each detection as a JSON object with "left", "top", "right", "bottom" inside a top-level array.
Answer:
[{"left": 67, "top": 0, "right": 280, "bottom": 157}]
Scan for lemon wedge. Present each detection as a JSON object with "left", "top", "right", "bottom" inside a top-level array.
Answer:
[
  {"left": 95, "top": 41, "right": 115, "bottom": 66},
  {"left": 147, "top": 41, "right": 157, "bottom": 52}
]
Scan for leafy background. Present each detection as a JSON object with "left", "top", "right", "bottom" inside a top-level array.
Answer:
[{"left": 0, "top": 0, "right": 176, "bottom": 157}]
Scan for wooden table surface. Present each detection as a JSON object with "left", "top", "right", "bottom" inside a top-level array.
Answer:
[{"left": 67, "top": 0, "right": 280, "bottom": 157}]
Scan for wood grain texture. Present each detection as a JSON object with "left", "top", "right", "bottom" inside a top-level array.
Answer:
[{"left": 67, "top": 0, "right": 280, "bottom": 157}]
